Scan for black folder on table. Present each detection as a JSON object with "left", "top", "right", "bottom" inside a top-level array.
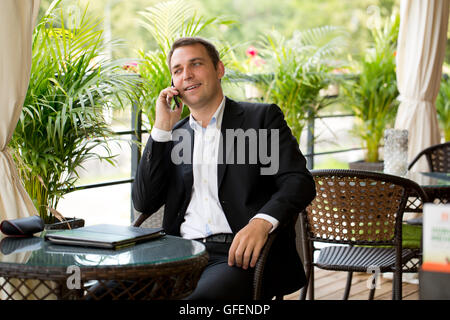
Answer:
[{"left": 44, "top": 224, "right": 165, "bottom": 249}]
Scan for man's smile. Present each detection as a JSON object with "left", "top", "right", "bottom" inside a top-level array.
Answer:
[{"left": 184, "top": 83, "right": 201, "bottom": 92}]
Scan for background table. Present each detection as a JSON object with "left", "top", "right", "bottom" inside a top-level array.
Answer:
[
  {"left": 0, "top": 234, "right": 208, "bottom": 300},
  {"left": 405, "top": 172, "right": 450, "bottom": 213}
]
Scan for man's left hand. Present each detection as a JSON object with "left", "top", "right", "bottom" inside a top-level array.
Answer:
[{"left": 228, "top": 218, "right": 272, "bottom": 270}]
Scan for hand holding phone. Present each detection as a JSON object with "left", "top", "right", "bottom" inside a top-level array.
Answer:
[
  {"left": 171, "top": 79, "right": 181, "bottom": 110},
  {"left": 154, "top": 82, "right": 183, "bottom": 131}
]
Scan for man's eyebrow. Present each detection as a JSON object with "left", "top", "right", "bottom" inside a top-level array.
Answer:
[{"left": 172, "top": 57, "right": 205, "bottom": 70}]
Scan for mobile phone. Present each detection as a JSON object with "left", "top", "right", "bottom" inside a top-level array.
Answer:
[{"left": 171, "top": 79, "right": 181, "bottom": 109}]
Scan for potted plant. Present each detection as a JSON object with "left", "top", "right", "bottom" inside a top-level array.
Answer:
[
  {"left": 251, "top": 26, "right": 348, "bottom": 143},
  {"left": 10, "top": 1, "right": 140, "bottom": 226},
  {"left": 340, "top": 13, "right": 400, "bottom": 171},
  {"left": 436, "top": 74, "right": 450, "bottom": 141}
]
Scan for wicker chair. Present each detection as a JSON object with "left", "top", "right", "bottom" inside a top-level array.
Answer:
[
  {"left": 252, "top": 230, "right": 282, "bottom": 300},
  {"left": 408, "top": 141, "right": 450, "bottom": 172},
  {"left": 252, "top": 213, "right": 307, "bottom": 300},
  {"left": 299, "top": 169, "right": 429, "bottom": 300}
]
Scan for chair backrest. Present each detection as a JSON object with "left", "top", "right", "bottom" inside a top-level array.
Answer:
[
  {"left": 408, "top": 142, "right": 450, "bottom": 172},
  {"left": 303, "top": 169, "right": 428, "bottom": 246},
  {"left": 133, "top": 206, "right": 164, "bottom": 228}
]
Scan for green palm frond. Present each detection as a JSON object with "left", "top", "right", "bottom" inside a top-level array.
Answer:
[
  {"left": 139, "top": 0, "right": 194, "bottom": 53},
  {"left": 138, "top": 0, "right": 222, "bottom": 55},
  {"left": 252, "top": 27, "right": 347, "bottom": 142}
]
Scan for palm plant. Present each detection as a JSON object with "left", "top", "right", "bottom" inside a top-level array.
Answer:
[
  {"left": 340, "top": 13, "right": 400, "bottom": 163},
  {"left": 10, "top": 1, "right": 140, "bottom": 223},
  {"left": 136, "top": 0, "right": 234, "bottom": 126},
  {"left": 254, "top": 26, "right": 348, "bottom": 142},
  {"left": 436, "top": 74, "right": 450, "bottom": 141}
]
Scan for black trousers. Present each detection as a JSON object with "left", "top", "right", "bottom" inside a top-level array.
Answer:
[{"left": 185, "top": 241, "right": 254, "bottom": 300}]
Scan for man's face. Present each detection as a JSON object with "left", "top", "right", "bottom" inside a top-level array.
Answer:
[{"left": 170, "top": 43, "right": 224, "bottom": 110}]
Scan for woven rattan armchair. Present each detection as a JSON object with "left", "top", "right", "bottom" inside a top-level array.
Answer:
[
  {"left": 300, "top": 169, "right": 429, "bottom": 300},
  {"left": 252, "top": 230, "right": 281, "bottom": 300},
  {"left": 408, "top": 141, "right": 450, "bottom": 172}
]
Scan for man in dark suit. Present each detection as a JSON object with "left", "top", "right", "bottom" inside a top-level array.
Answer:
[{"left": 132, "top": 37, "right": 316, "bottom": 299}]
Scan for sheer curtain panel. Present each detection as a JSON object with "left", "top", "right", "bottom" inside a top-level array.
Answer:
[
  {"left": 394, "top": 0, "right": 449, "bottom": 171},
  {"left": 0, "top": 1, "right": 40, "bottom": 220}
]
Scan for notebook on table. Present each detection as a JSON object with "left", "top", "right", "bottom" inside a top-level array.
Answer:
[{"left": 44, "top": 224, "right": 165, "bottom": 250}]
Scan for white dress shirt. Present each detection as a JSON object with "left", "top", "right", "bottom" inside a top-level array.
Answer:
[{"left": 151, "top": 97, "right": 279, "bottom": 239}]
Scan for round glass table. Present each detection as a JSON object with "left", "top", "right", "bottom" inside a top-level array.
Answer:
[{"left": 0, "top": 234, "right": 208, "bottom": 300}]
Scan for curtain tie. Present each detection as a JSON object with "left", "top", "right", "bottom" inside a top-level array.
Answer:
[{"left": 398, "top": 95, "right": 434, "bottom": 105}]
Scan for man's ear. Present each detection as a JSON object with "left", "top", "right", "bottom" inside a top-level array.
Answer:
[{"left": 217, "top": 61, "right": 225, "bottom": 80}]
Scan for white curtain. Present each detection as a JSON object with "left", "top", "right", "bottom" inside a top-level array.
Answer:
[
  {"left": 0, "top": 0, "right": 40, "bottom": 220},
  {"left": 394, "top": 0, "right": 449, "bottom": 171},
  {"left": 0, "top": 2, "right": 59, "bottom": 301}
]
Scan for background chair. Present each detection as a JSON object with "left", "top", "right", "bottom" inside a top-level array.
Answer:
[
  {"left": 408, "top": 141, "right": 450, "bottom": 172},
  {"left": 406, "top": 141, "right": 449, "bottom": 226},
  {"left": 300, "top": 169, "right": 428, "bottom": 300}
]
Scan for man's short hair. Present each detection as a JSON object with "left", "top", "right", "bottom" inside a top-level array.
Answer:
[{"left": 167, "top": 37, "right": 220, "bottom": 71}]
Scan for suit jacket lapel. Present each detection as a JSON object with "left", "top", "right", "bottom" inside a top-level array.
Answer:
[{"left": 218, "top": 97, "right": 244, "bottom": 189}]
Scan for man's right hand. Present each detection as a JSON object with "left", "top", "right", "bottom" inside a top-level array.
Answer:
[{"left": 154, "top": 87, "right": 184, "bottom": 131}]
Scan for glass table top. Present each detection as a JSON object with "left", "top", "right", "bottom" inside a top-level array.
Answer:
[
  {"left": 0, "top": 234, "right": 206, "bottom": 268},
  {"left": 405, "top": 172, "right": 450, "bottom": 187}
]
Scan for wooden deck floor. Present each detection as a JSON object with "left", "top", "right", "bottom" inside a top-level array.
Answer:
[{"left": 283, "top": 268, "right": 419, "bottom": 300}]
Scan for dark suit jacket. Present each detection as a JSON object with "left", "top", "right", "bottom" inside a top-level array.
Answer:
[{"left": 132, "top": 97, "right": 316, "bottom": 297}]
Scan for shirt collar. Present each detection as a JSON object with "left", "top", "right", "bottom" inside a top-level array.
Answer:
[{"left": 189, "top": 96, "right": 226, "bottom": 132}]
